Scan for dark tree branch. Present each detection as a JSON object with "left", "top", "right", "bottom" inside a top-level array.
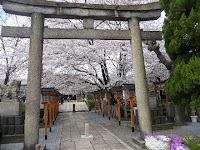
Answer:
[
  {"left": 72, "top": 66, "right": 104, "bottom": 85},
  {"left": 144, "top": 40, "right": 176, "bottom": 74}
]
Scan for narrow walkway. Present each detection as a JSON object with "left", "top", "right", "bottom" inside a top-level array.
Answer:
[{"left": 59, "top": 112, "right": 133, "bottom": 150}]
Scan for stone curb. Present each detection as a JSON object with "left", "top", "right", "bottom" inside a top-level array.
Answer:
[{"left": 101, "top": 126, "right": 134, "bottom": 150}]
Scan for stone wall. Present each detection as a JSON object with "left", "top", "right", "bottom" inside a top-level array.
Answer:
[
  {"left": 0, "top": 115, "right": 2, "bottom": 143},
  {"left": 0, "top": 81, "right": 24, "bottom": 136},
  {"left": 1, "top": 116, "right": 24, "bottom": 135},
  {"left": 0, "top": 80, "right": 22, "bottom": 116}
]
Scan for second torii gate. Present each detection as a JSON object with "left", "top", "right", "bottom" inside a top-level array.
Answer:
[{"left": 0, "top": 0, "right": 162, "bottom": 149}]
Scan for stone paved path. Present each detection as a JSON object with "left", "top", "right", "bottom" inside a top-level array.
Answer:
[
  {"left": 59, "top": 112, "right": 134, "bottom": 150},
  {"left": 0, "top": 112, "right": 134, "bottom": 150}
]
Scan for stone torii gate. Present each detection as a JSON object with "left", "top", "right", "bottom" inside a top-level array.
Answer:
[{"left": 0, "top": 0, "right": 162, "bottom": 149}]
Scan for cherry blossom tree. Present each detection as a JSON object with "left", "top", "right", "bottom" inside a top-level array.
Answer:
[
  {"left": 0, "top": 11, "right": 30, "bottom": 85},
  {"left": 0, "top": 0, "right": 172, "bottom": 95}
]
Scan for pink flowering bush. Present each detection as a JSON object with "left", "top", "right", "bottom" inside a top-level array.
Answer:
[
  {"left": 144, "top": 134, "right": 190, "bottom": 150},
  {"left": 168, "top": 134, "right": 189, "bottom": 150}
]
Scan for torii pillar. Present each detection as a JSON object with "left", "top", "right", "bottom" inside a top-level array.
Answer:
[
  {"left": 24, "top": 13, "right": 44, "bottom": 150},
  {"left": 129, "top": 17, "right": 152, "bottom": 139}
]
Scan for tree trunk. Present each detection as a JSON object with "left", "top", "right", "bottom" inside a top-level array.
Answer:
[
  {"left": 174, "top": 105, "right": 186, "bottom": 125},
  {"left": 144, "top": 40, "right": 176, "bottom": 74},
  {"left": 4, "top": 71, "right": 10, "bottom": 85}
]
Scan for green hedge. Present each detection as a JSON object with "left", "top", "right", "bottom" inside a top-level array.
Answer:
[
  {"left": 88, "top": 99, "right": 95, "bottom": 108},
  {"left": 21, "top": 106, "right": 25, "bottom": 115},
  {"left": 21, "top": 106, "right": 44, "bottom": 118}
]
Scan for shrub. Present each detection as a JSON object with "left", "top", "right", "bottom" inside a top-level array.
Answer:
[
  {"left": 21, "top": 106, "right": 25, "bottom": 115},
  {"left": 184, "top": 136, "right": 200, "bottom": 150},
  {"left": 88, "top": 99, "right": 95, "bottom": 108}
]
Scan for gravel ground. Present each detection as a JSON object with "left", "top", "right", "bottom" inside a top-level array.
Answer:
[
  {"left": 88, "top": 111, "right": 200, "bottom": 149},
  {"left": 38, "top": 114, "right": 62, "bottom": 150}
]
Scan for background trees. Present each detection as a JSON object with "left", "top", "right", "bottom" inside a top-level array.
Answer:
[
  {"left": 161, "top": 0, "right": 200, "bottom": 63},
  {"left": 0, "top": 11, "right": 30, "bottom": 85},
  {"left": 161, "top": 0, "right": 200, "bottom": 124},
  {"left": 0, "top": 0, "right": 171, "bottom": 96}
]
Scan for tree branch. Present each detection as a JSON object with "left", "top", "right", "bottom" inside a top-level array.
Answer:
[{"left": 144, "top": 40, "right": 176, "bottom": 74}]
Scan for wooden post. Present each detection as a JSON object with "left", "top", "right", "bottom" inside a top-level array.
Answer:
[
  {"left": 56, "top": 99, "right": 57, "bottom": 117},
  {"left": 54, "top": 96, "right": 56, "bottom": 120},
  {"left": 117, "top": 97, "right": 121, "bottom": 126},
  {"left": 57, "top": 96, "right": 59, "bottom": 115},
  {"left": 52, "top": 96, "right": 55, "bottom": 125},
  {"left": 41, "top": 101, "right": 48, "bottom": 140},
  {"left": 54, "top": 97, "right": 56, "bottom": 120},
  {"left": 55, "top": 98, "right": 57, "bottom": 118},
  {"left": 106, "top": 96, "right": 111, "bottom": 120},
  {"left": 97, "top": 97, "right": 100, "bottom": 114},
  {"left": 95, "top": 98, "right": 97, "bottom": 113},
  {"left": 130, "top": 96, "right": 135, "bottom": 132},
  {"left": 56, "top": 97, "right": 59, "bottom": 116},
  {"left": 101, "top": 97, "right": 104, "bottom": 117},
  {"left": 166, "top": 93, "right": 169, "bottom": 103},
  {"left": 49, "top": 95, "right": 52, "bottom": 132}
]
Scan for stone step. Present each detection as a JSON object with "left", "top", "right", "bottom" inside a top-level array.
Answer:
[
  {"left": 152, "top": 116, "right": 167, "bottom": 125},
  {"left": 152, "top": 123, "right": 174, "bottom": 131},
  {"left": 132, "top": 137, "right": 145, "bottom": 150},
  {"left": 133, "top": 123, "right": 174, "bottom": 131},
  {"left": 3, "top": 125, "right": 24, "bottom": 135},
  {"left": 1, "top": 135, "right": 24, "bottom": 144},
  {"left": 1, "top": 115, "right": 24, "bottom": 125}
]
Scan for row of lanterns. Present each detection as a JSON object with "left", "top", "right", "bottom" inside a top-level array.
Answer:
[
  {"left": 41, "top": 88, "right": 60, "bottom": 140},
  {"left": 93, "top": 84, "right": 136, "bottom": 132}
]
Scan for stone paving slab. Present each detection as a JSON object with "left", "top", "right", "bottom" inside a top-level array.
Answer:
[
  {"left": 1, "top": 111, "right": 133, "bottom": 150},
  {"left": 59, "top": 112, "right": 134, "bottom": 150},
  {"left": 0, "top": 143, "right": 24, "bottom": 150},
  {"left": 89, "top": 111, "right": 200, "bottom": 149}
]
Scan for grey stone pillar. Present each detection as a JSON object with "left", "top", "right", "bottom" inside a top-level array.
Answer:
[
  {"left": 24, "top": 13, "right": 44, "bottom": 150},
  {"left": 129, "top": 17, "right": 152, "bottom": 139}
]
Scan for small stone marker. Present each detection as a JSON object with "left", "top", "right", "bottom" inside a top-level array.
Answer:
[
  {"left": 85, "top": 123, "right": 89, "bottom": 137},
  {"left": 166, "top": 146, "right": 170, "bottom": 150},
  {"left": 35, "top": 144, "right": 40, "bottom": 150},
  {"left": 81, "top": 123, "right": 93, "bottom": 141}
]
